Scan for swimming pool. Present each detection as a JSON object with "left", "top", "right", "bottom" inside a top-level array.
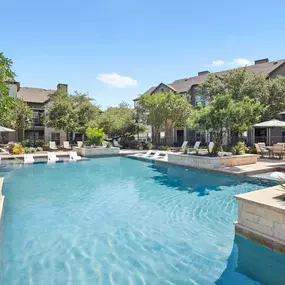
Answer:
[{"left": 0, "top": 157, "right": 284, "bottom": 284}]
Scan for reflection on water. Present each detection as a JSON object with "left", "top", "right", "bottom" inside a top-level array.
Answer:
[{"left": 216, "top": 235, "right": 285, "bottom": 285}]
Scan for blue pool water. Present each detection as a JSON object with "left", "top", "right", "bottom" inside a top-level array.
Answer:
[{"left": 0, "top": 157, "right": 285, "bottom": 285}]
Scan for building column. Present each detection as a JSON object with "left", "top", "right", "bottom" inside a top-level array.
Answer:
[{"left": 184, "top": 127, "right": 187, "bottom": 141}]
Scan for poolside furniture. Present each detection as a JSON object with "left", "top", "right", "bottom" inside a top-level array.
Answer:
[
  {"left": 24, "top": 154, "right": 35, "bottom": 164},
  {"left": 273, "top": 144, "right": 284, "bottom": 159},
  {"left": 180, "top": 141, "right": 188, "bottom": 151},
  {"left": 63, "top": 141, "right": 72, "bottom": 150},
  {"left": 47, "top": 152, "right": 59, "bottom": 163},
  {"left": 193, "top": 141, "right": 201, "bottom": 150},
  {"left": 151, "top": 151, "right": 161, "bottom": 159},
  {"left": 277, "top": 143, "right": 285, "bottom": 150},
  {"left": 135, "top": 150, "right": 152, "bottom": 157},
  {"left": 113, "top": 140, "right": 122, "bottom": 148},
  {"left": 69, "top": 151, "right": 82, "bottom": 162},
  {"left": 102, "top": 141, "right": 108, "bottom": 147},
  {"left": 77, "top": 141, "right": 83, "bottom": 148},
  {"left": 258, "top": 142, "right": 266, "bottom": 149},
  {"left": 254, "top": 143, "right": 269, "bottom": 158},
  {"left": 208, "top": 142, "right": 214, "bottom": 153},
  {"left": 49, "top": 141, "right": 58, "bottom": 150}
]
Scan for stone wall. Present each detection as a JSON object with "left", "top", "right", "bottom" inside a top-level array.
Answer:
[
  {"left": 235, "top": 186, "right": 285, "bottom": 254},
  {"left": 74, "top": 147, "right": 120, "bottom": 157},
  {"left": 168, "top": 153, "right": 257, "bottom": 170}
]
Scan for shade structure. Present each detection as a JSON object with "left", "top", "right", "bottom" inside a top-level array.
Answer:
[
  {"left": 0, "top": 126, "right": 15, "bottom": 132},
  {"left": 254, "top": 119, "right": 285, "bottom": 128}
]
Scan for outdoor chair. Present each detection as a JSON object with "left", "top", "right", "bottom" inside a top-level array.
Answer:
[
  {"left": 63, "top": 141, "right": 71, "bottom": 150},
  {"left": 69, "top": 151, "right": 82, "bottom": 162},
  {"left": 77, "top": 141, "right": 83, "bottom": 148},
  {"left": 255, "top": 143, "right": 269, "bottom": 158},
  {"left": 180, "top": 141, "right": 188, "bottom": 151},
  {"left": 134, "top": 150, "right": 152, "bottom": 157},
  {"left": 113, "top": 140, "right": 122, "bottom": 148},
  {"left": 273, "top": 144, "right": 284, "bottom": 159},
  {"left": 208, "top": 142, "right": 214, "bottom": 154},
  {"left": 47, "top": 152, "right": 59, "bottom": 163},
  {"left": 277, "top": 143, "right": 285, "bottom": 150},
  {"left": 24, "top": 154, "right": 35, "bottom": 164},
  {"left": 49, "top": 141, "right": 58, "bottom": 150},
  {"left": 102, "top": 141, "right": 108, "bottom": 147},
  {"left": 258, "top": 142, "right": 266, "bottom": 149}
]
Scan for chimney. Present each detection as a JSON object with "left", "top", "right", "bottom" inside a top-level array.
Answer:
[
  {"left": 254, "top": 58, "right": 269, "bottom": 65},
  {"left": 57, "top": 83, "right": 68, "bottom": 93},
  {"left": 198, "top": 71, "right": 210, "bottom": 76},
  {"left": 16, "top": 82, "right": 20, "bottom": 91}
]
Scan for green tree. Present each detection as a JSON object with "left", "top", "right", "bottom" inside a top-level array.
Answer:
[
  {"left": 98, "top": 102, "right": 145, "bottom": 140},
  {"left": 188, "top": 94, "right": 264, "bottom": 154},
  {"left": 0, "top": 52, "right": 16, "bottom": 126},
  {"left": 86, "top": 127, "right": 104, "bottom": 146},
  {"left": 9, "top": 99, "right": 33, "bottom": 130},
  {"left": 136, "top": 92, "right": 192, "bottom": 145},
  {"left": 45, "top": 89, "right": 78, "bottom": 136},
  {"left": 197, "top": 68, "right": 285, "bottom": 120},
  {"left": 71, "top": 91, "right": 101, "bottom": 133}
]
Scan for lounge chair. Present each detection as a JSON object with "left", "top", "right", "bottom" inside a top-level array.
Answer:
[
  {"left": 113, "top": 140, "right": 122, "bottom": 148},
  {"left": 69, "top": 151, "right": 82, "bottom": 162},
  {"left": 277, "top": 143, "right": 285, "bottom": 150},
  {"left": 24, "top": 154, "right": 34, "bottom": 164},
  {"left": 255, "top": 143, "right": 269, "bottom": 158},
  {"left": 273, "top": 144, "right": 284, "bottom": 159},
  {"left": 135, "top": 150, "right": 152, "bottom": 157},
  {"left": 63, "top": 141, "right": 71, "bottom": 150},
  {"left": 49, "top": 141, "right": 58, "bottom": 150},
  {"left": 151, "top": 151, "right": 161, "bottom": 159},
  {"left": 77, "top": 141, "right": 83, "bottom": 148},
  {"left": 208, "top": 142, "right": 214, "bottom": 154},
  {"left": 180, "top": 141, "right": 188, "bottom": 151},
  {"left": 193, "top": 141, "right": 201, "bottom": 150},
  {"left": 47, "top": 152, "right": 59, "bottom": 163},
  {"left": 258, "top": 142, "right": 266, "bottom": 149},
  {"left": 102, "top": 141, "right": 108, "bottom": 147}
]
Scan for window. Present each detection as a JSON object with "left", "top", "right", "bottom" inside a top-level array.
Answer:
[
  {"left": 195, "top": 96, "right": 206, "bottom": 107},
  {"left": 51, "top": 133, "right": 60, "bottom": 144},
  {"left": 195, "top": 131, "right": 206, "bottom": 143}
]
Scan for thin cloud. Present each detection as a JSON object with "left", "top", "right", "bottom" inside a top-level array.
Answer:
[
  {"left": 228, "top": 58, "right": 254, "bottom": 67},
  {"left": 206, "top": 58, "right": 253, "bottom": 68},
  {"left": 97, "top": 73, "right": 137, "bottom": 88}
]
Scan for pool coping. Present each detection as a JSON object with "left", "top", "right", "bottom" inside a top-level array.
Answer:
[{"left": 0, "top": 178, "right": 4, "bottom": 221}]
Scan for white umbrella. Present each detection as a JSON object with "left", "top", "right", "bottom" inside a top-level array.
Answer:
[
  {"left": 0, "top": 126, "right": 15, "bottom": 132},
  {"left": 254, "top": 119, "right": 285, "bottom": 128}
]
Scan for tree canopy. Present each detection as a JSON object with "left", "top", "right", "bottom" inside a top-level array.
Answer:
[
  {"left": 45, "top": 89, "right": 100, "bottom": 135},
  {"left": 0, "top": 52, "right": 33, "bottom": 129},
  {"left": 136, "top": 92, "right": 192, "bottom": 144},
  {"left": 197, "top": 68, "right": 285, "bottom": 120},
  {"left": 97, "top": 102, "right": 145, "bottom": 140},
  {"left": 188, "top": 94, "right": 264, "bottom": 154}
]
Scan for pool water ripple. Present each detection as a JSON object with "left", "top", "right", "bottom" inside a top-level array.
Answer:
[{"left": 1, "top": 157, "right": 285, "bottom": 284}]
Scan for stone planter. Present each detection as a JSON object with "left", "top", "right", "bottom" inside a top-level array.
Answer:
[
  {"left": 168, "top": 153, "right": 257, "bottom": 170},
  {"left": 74, "top": 147, "right": 120, "bottom": 157},
  {"left": 235, "top": 186, "right": 285, "bottom": 254}
]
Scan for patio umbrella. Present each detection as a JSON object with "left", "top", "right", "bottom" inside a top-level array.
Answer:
[
  {"left": 254, "top": 119, "right": 285, "bottom": 128},
  {"left": 0, "top": 126, "right": 15, "bottom": 132}
]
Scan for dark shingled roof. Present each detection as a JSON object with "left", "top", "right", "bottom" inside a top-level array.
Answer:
[
  {"left": 138, "top": 58, "right": 285, "bottom": 97},
  {"left": 17, "top": 87, "right": 55, "bottom": 103}
]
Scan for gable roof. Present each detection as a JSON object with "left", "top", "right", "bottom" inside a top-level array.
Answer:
[
  {"left": 139, "top": 58, "right": 285, "bottom": 97},
  {"left": 17, "top": 87, "right": 55, "bottom": 103},
  {"left": 150, "top": 82, "right": 177, "bottom": 94}
]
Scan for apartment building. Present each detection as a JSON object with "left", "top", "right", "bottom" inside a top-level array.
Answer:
[
  {"left": 7, "top": 83, "right": 67, "bottom": 145},
  {"left": 134, "top": 58, "right": 285, "bottom": 146}
]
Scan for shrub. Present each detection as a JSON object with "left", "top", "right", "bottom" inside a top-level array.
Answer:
[
  {"left": 24, "top": 147, "right": 30, "bottom": 153},
  {"left": 238, "top": 141, "right": 248, "bottom": 153},
  {"left": 231, "top": 145, "right": 243, "bottom": 155},
  {"left": 21, "top": 140, "right": 30, "bottom": 148},
  {"left": 7, "top": 142, "right": 15, "bottom": 154},
  {"left": 159, "top": 145, "right": 172, "bottom": 151},
  {"left": 247, "top": 146, "right": 257, "bottom": 154},
  {"left": 42, "top": 142, "right": 50, "bottom": 151},
  {"left": 13, "top": 143, "right": 24, "bottom": 154},
  {"left": 36, "top": 147, "right": 43, "bottom": 152},
  {"left": 146, "top": 142, "right": 153, "bottom": 150},
  {"left": 183, "top": 146, "right": 188, "bottom": 154},
  {"left": 86, "top": 127, "right": 105, "bottom": 146},
  {"left": 35, "top": 140, "right": 45, "bottom": 148},
  {"left": 106, "top": 142, "right": 111, "bottom": 148}
]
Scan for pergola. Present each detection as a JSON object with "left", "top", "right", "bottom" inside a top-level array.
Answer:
[{"left": 251, "top": 119, "right": 285, "bottom": 145}]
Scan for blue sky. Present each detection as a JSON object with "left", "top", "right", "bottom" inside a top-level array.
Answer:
[{"left": 1, "top": 0, "right": 285, "bottom": 108}]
